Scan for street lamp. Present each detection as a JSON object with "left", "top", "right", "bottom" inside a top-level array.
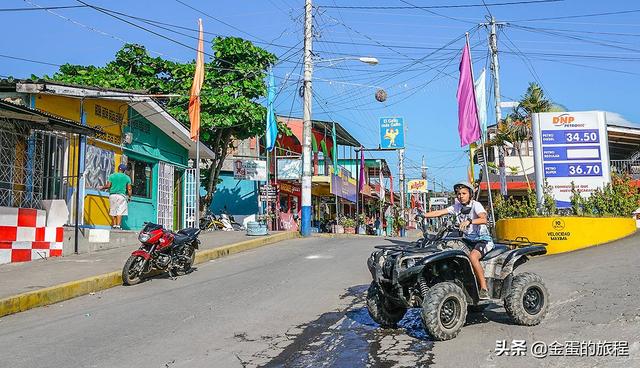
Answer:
[
  {"left": 315, "top": 56, "right": 380, "bottom": 67},
  {"left": 300, "top": 1, "right": 379, "bottom": 237}
]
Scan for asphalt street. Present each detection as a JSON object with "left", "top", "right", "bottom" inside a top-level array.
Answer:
[{"left": 0, "top": 234, "right": 638, "bottom": 368}]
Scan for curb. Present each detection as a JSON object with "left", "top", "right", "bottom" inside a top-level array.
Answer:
[{"left": 0, "top": 231, "right": 300, "bottom": 318}]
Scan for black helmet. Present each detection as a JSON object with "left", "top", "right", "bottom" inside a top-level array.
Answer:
[{"left": 453, "top": 181, "right": 474, "bottom": 196}]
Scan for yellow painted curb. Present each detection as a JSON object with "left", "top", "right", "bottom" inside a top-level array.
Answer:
[
  {"left": 496, "top": 217, "right": 637, "bottom": 255},
  {"left": 0, "top": 231, "right": 300, "bottom": 318},
  {"left": 0, "top": 271, "right": 122, "bottom": 318},
  {"left": 194, "top": 231, "right": 300, "bottom": 264}
]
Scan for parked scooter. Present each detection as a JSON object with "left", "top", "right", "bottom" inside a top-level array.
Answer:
[
  {"left": 220, "top": 208, "right": 244, "bottom": 231},
  {"left": 122, "top": 222, "right": 200, "bottom": 285}
]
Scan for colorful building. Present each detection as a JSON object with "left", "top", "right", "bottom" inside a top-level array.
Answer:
[{"left": 2, "top": 80, "right": 214, "bottom": 233}]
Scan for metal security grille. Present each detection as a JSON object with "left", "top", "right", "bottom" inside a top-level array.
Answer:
[
  {"left": 184, "top": 168, "right": 197, "bottom": 228},
  {"left": 157, "top": 162, "right": 175, "bottom": 230},
  {"left": 0, "top": 125, "right": 44, "bottom": 209}
]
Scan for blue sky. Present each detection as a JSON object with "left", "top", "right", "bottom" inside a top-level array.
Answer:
[{"left": 1, "top": 0, "right": 639, "bottom": 190}]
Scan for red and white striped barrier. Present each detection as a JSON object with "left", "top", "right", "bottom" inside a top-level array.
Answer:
[{"left": 0, "top": 208, "right": 63, "bottom": 264}]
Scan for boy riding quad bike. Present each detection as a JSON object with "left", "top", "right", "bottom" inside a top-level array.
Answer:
[{"left": 366, "top": 181, "right": 550, "bottom": 340}]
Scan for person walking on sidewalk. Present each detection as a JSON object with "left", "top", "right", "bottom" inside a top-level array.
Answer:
[{"left": 100, "top": 163, "right": 132, "bottom": 229}]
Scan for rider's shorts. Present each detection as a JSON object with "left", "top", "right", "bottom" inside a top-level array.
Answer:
[{"left": 462, "top": 238, "right": 494, "bottom": 257}]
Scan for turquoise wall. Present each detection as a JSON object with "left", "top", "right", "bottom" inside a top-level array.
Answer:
[
  {"left": 210, "top": 171, "right": 259, "bottom": 216},
  {"left": 121, "top": 108, "right": 189, "bottom": 230}
]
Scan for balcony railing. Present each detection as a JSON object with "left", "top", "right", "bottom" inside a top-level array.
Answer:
[{"left": 610, "top": 160, "right": 640, "bottom": 179}]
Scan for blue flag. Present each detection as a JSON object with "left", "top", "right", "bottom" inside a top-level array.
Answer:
[
  {"left": 266, "top": 69, "right": 277, "bottom": 152},
  {"left": 332, "top": 122, "right": 338, "bottom": 174}
]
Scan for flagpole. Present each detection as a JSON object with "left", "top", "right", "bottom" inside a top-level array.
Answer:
[
  {"left": 196, "top": 130, "right": 200, "bottom": 224},
  {"left": 466, "top": 33, "right": 495, "bottom": 224}
]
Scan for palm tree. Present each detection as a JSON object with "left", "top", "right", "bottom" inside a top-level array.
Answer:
[{"left": 485, "top": 83, "right": 563, "bottom": 190}]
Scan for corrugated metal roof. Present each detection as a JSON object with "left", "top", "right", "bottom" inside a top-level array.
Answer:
[{"left": 0, "top": 99, "right": 99, "bottom": 136}]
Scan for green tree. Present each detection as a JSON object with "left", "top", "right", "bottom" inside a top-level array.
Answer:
[
  {"left": 45, "top": 38, "right": 276, "bottom": 206},
  {"left": 485, "top": 83, "right": 563, "bottom": 191}
]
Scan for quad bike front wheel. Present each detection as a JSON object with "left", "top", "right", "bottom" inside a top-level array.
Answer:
[
  {"left": 366, "top": 282, "right": 407, "bottom": 328},
  {"left": 504, "top": 272, "right": 549, "bottom": 325},
  {"left": 421, "top": 282, "right": 468, "bottom": 340}
]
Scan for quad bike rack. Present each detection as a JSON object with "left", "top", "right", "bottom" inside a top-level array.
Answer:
[{"left": 496, "top": 237, "right": 548, "bottom": 249}]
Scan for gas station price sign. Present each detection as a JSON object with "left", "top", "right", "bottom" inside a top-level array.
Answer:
[{"left": 532, "top": 112, "right": 610, "bottom": 208}]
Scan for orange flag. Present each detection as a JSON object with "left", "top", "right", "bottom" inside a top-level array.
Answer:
[{"left": 189, "top": 19, "right": 205, "bottom": 141}]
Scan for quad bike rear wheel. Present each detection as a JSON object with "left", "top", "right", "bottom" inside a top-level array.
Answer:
[
  {"left": 366, "top": 282, "right": 407, "bottom": 328},
  {"left": 421, "top": 282, "right": 468, "bottom": 340},
  {"left": 504, "top": 272, "right": 549, "bottom": 325}
]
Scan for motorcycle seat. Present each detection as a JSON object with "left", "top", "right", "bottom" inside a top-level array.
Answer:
[
  {"left": 173, "top": 228, "right": 200, "bottom": 244},
  {"left": 178, "top": 228, "right": 201, "bottom": 237},
  {"left": 482, "top": 245, "right": 510, "bottom": 260}
]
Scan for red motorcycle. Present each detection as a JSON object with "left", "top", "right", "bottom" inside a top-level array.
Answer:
[{"left": 122, "top": 222, "right": 201, "bottom": 285}]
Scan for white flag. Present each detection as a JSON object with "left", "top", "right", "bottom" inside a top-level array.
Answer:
[{"left": 474, "top": 68, "right": 487, "bottom": 139}]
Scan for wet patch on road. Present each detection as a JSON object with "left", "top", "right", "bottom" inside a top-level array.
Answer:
[{"left": 233, "top": 285, "right": 436, "bottom": 367}]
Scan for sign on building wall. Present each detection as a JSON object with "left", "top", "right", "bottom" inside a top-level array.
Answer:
[
  {"left": 233, "top": 159, "right": 267, "bottom": 181},
  {"left": 532, "top": 111, "right": 610, "bottom": 208},
  {"left": 408, "top": 179, "right": 427, "bottom": 193},
  {"left": 85, "top": 144, "right": 114, "bottom": 190},
  {"left": 330, "top": 169, "right": 357, "bottom": 203},
  {"left": 379, "top": 117, "right": 405, "bottom": 149},
  {"left": 429, "top": 197, "right": 449, "bottom": 206},
  {"left": 277, "top": 158, "right": 302, "bottom": 180}
]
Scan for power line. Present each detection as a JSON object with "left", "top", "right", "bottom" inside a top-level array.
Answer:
[
  {"left": 0, "top": 54, "right": 62, "bottom": 67},
  {"left": 172, "top": 0, "right": 270, "bottom": 43},
  {"left": 507, "top": 8, "right": 640, "bottom": 22},
  {"left": 0, "top": 5, "right": 87, "bottom": 11},
  {"left": 318, "top": 0, "right": 562, "bottom": 10}
]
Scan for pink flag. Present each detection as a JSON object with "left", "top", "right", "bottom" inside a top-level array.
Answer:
[{"left": 456, "top": 40, "right": 480, "bottom": 147}]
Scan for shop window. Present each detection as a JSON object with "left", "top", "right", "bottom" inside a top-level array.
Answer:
[{"left": 128, "top": 158, "right": 153, "bottom": 198}]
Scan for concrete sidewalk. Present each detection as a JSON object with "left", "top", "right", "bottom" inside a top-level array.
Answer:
[{"left": 0, "top": 230, "right": 299, "bottom": 317}]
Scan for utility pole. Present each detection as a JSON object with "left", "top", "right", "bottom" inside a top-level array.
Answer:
[
  {"left": 300, "top": 0, "right": 313, "bottom": 236},
  {"left": 398, "top": 148, "right": 405, "bottom": 213},
  {"left": 488, "top": 16, "right": 507, "bottom": 196},
  {"left": 421, "top": 156, "right": 427, "bottom": 212}
]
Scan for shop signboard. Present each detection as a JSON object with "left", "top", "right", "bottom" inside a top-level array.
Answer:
[
  {"left": 233, "top": 159, "right": 267, "bottom": 181},
  {"left": 379, "top": 117, "right": 405, "bottom": 149},
  {"left": 408, "top": 179, "right": 427, "bottom": 193},
  {"left": 532, "top": 111, "right": 610, "bottom": 208},
  {"left": 277, "top": 158, "right": 302, "bottom": 180},
  {"left": 330, "top": 170, "right": 357, "bottom": 203},
  {"left": 429, "top": 197, "right": 449, "bottom": 206}
]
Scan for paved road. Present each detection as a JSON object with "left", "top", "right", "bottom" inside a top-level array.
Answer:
[{"left": 0, "top": 234, "right": 638, "bottom": 367}]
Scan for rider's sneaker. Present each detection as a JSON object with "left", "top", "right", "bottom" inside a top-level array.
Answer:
[{"left": 479, "top": 288, "right": 490, "bottom": 300}]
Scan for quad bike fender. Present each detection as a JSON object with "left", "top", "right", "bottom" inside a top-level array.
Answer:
[
  {"left": 499, "top": 246, "right": 547, "bottom": 279},
  {"left": 398, "top": 250, "right": 480, "bottom": 302}
]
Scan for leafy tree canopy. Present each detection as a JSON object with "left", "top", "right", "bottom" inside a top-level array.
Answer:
[{"left": 44, "top": 37, "right": 277, "bottom": 204}]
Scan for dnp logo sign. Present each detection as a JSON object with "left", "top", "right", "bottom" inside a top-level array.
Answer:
[
  {"left": 552, "top": 113, "right": 585, "bottom": 128},
  {"left": 379, "top": 117, "right": 405, "bottom": 149}
]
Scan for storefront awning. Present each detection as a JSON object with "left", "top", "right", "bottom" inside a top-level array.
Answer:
[{"left": 0, "top": 100, "right": 100, "bottom": 136}]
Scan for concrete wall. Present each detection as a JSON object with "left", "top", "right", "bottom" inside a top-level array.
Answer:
[{"left": 210, "top": 171, "right": 259, "bottom": 218}]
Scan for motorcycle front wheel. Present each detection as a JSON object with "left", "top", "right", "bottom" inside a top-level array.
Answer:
[{"left": 122, "top": 255, "right": 146, "bottom": 285}]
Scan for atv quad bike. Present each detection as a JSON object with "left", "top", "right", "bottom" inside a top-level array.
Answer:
[{"left": 366, "top": 213, "right": 549, "bottom": 341}]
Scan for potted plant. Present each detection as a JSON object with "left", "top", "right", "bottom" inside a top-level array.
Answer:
[{"left": 341, "top": 216, "right": 356, "bottom": 234}]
